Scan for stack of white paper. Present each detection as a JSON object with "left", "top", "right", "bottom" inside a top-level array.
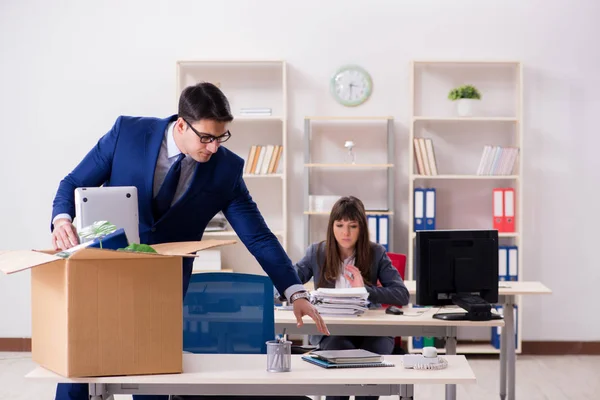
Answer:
[{"left": 311, "top": 287, "right": 370, "bottom": 316}]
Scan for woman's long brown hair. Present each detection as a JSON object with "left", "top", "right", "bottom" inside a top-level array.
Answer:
[{"left": 318, "top": 196, "right": 373, "bottom": 288}]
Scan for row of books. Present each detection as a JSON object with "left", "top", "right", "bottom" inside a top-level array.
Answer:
[
  {"left": 244, "top": 144, "right": 283, "bottom": 175},
  {"left": 413, "top": 138, "right": 520, "bottom": 177},
  {"left": 413, "top": 138, "right": 438, "bottom": 176},
  {"left": 414, "top": 187, "right": 517, "bottom": 233},
  {"left": 477, "top": 146, "right": 519, "bottom": 176}
]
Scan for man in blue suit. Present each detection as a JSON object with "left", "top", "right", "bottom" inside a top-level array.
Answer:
[{"left": 50, "top": 82, "right": 329, "bottom": 400}]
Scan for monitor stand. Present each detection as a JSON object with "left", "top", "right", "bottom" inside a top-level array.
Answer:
[{"left": 432, "top": 293, "right": 504, "bottom": 321}]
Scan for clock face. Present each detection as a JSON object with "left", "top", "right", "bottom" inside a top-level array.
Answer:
[{"left": 330, "top": 65, "right": 373, "bottom": 107}]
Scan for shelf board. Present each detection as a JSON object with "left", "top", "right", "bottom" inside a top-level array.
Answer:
[
  {"left": 305, "top": 211, "right": 393, "bottom": 216},
  {"left": 412, "top": 174, "right": 519, "bottom": 180},
  {"left": 243, "top": 174, "right": 283, "bottom": 179},
  {"left": 177, "top": 59, "right": 284, "bottom": 65},
  {"left": 412, "top": 232, "right": 519, "bottom": 239},
  {"left": 305, "top": 116, "right": 393, "bottom": 121},
  {"left": 412, "top": 60, "right": 520, "bottom": 65},
  {"left": 203, "top": 230, "right": 284, "bottom": 238},
  {"left": 305, "top": 163, "right": 393, "bottom": 168},
  {"left": 413, "top": 116, "right": 517, "bottom": 122},
  {"left": 234, "top": 116, "right": 284, "bottom": 122}
]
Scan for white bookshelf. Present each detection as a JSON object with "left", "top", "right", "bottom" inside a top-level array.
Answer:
[
  {"left": 303, "top": 117, "right": 395, "bottom": 251},
  {"left": 407, "top": 60, "right": 524, "bottom": 355},
  {"left": 176, "top": 60, "right": 288, "bottom": 275}
]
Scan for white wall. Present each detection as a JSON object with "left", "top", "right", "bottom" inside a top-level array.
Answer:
[{"left": 1, "top": 0, "right": 599, "bottom": 341}]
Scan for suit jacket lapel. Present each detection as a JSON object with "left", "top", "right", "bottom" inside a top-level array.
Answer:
[{"left": 143, "top": 115, "right": 178, "bottom": 224}]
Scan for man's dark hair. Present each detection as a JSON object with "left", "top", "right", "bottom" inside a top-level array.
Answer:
[{"left": 178, "top": 82, "right": 234, "bottom": 123}]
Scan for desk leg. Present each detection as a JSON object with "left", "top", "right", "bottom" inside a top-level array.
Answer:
[
  {"left": 400, "top": 384, "right": 414, "bottom": 400},
  {"left": 504, "top": 301, "right": 516, "bottom": 400},
  {"left": 500, "top": 307, "right": 508, "bottom": 400},
  {"left": 445, "top": 327, "right": 457, "bottom": 400},
  {"left": 89, "top": 383, "right": 112, "bottom": 400}
]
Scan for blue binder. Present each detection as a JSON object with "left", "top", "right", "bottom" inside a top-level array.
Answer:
[
  {"left": 425, "top": 188, "right": 436, "bottom": 230},
  {"left": 413, "top": 188, "right": 425, "bottom": 231},
  {"left": 376, "top": 215, "right": 389, "bottom": 251},
  {"left": 507, "top": 246, "right": 518, "bottom": 281},
  {"left": 498, "top": 246, "right": 509, "bottom": 281}
]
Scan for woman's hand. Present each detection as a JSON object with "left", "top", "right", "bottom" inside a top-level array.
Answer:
[{"left": 344, "top": 265, "right": 365, "bottom": 288}]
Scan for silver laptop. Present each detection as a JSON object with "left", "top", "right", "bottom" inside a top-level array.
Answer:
[{"left": 74, "top": 186, "right": 140, "bottom": 245}]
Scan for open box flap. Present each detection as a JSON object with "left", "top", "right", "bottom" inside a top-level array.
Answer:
[
  {"left": 152, "top": 239, "right": 237, "bottom": 257},
  {"left": 68, "top": 248, "right": 166, "bottom": 261},
  {"left": 0, "top": 239, "right": 237, "bottom": 274},
  {"left": 0, "top": 250, "right": 64, "bottom": 275}
]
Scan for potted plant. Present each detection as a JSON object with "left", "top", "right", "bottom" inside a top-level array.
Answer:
[{"left": 448, "top": 84, "right": 481, "bottom": 117}]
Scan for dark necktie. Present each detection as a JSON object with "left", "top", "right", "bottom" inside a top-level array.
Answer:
[{"left": 153, "top": 153, "right": 185, "bottom": 220}]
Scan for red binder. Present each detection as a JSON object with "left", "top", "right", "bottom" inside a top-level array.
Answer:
[
  {"left": 503, "top": 188, "right": 516, "bottom": 232},
  {"left": 493, "top": 188, "right": 505, "bottom": 231}
]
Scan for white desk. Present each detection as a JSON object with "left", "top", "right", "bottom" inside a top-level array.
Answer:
[
  {"left": 277, "top": 307, "right": 501, "bottom": 400},
  {"left": 285, "top": 280, "right": 551, "bottom": 400},
  {"left": 404, "top": 280, "right": 552, "bottom": 400},
  {"left": 26, "top": 353, "right": 475, "bottom": 400}
]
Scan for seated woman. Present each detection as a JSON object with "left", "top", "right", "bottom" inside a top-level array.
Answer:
[{"left": 294, "top": 196, "right": 409, "bottom": 388}]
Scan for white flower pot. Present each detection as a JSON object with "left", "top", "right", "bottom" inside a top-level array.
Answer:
[{"left": 456, "top": 98, "right": 476, "bottom": 117}]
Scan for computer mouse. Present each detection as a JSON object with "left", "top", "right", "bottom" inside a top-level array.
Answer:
[{"left": 386, "top": 306, "right": 403, "bottom": 315}]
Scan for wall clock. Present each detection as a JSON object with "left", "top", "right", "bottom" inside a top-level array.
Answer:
[{"left": 330, "top": 65, "right": 373, "bottom": 107}]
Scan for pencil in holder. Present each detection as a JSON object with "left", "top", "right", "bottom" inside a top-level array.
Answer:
[{"left": 266, "top": 339, "right": 291, "bottom": 372}]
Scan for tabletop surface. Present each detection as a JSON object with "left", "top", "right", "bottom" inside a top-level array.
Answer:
[
  {"left": 403, "top": 280, "right": 552, "bottom": 295},
  {"left": 26, "top": 353, "right": 476, "bottom": 385},
  {"left": 276, "top": 307, "right": 505, "bottom": 327},
  {"left": 303, "top": 280, "right": 552, "bottom": 296}
]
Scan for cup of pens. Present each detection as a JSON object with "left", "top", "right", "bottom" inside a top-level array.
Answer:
[{"left": 266, "top": 330, "right": 291, "bottom": 372}]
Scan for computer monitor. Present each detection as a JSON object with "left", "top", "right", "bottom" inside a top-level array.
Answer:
[{"left": 415, "top": 229, "right": 503, "bottom": 321}]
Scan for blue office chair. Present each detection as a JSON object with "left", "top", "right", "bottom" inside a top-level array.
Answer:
[{"left": 183, "top": 272, "right": 276, "bottom": 355}]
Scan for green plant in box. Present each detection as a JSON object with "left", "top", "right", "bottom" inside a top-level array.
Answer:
[
  {"left": 78, "top": 221, "right": 117, "bottom": 249},
  {"left": 118, "top": 243, "right": 158, "bottom": 254}
]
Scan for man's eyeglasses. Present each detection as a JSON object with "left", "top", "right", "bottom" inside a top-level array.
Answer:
[{"left": 183, "top": 118, "right": 231, "bottom": 144}]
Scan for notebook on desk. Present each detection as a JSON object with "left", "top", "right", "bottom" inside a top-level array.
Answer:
[
  {"left": 302, "top": 355, "right": 394, "bottom": 369},
  {"left": 311, "top": 349, "right": 383, "bottom": 364}
]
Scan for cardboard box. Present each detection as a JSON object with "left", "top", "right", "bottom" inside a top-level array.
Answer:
[{"left": 0, "top": 239, "right": 235, "bottom": 378}]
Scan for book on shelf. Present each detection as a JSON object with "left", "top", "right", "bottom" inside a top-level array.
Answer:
[
  {"left": 244, "top": 144, "right": 283, "bottom": 175},
  {"left": 413, "top": 138, "right": 437, "bottom": 176},
  {"left": 477, "top": 145, "right": 519, "bottom": 176}
]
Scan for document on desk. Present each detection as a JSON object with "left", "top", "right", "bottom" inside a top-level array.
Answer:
[
  {"left": 302, "top": 355, "right": 394, "bottom": 369},
  {"left": 312, "top": 288, "right": 370, "bottom": 316},
  {"left": 314, "top": 287, "right": 369, "bottom": 299}
]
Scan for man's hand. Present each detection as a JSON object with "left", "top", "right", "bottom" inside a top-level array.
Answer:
[
  {"left": 52, "top": 218, "right": 79, "bottom": 250},
  {"left": 293, "top": 298, "right": 330, "bottom": 335}
]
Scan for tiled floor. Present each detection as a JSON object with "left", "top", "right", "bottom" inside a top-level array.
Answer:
[{"left": 1, "top": 352, "right": 599, "bottom": 399}]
